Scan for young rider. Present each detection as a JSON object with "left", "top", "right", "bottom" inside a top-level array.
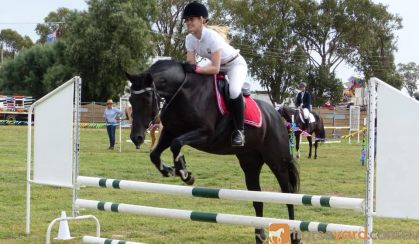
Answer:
[
  {"left": 182, "top": 1, "right": 248, "bottom": 147},
  {"left": 295, "top": 82, "right": 312, "bottom": 126}
]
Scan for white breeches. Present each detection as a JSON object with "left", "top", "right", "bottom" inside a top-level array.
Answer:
[
  {"left": 221, "top": 55, "right": 248, "bottom": 99},
  {"left": 302, "top": 108, "right": 310, "bottom": 120}
]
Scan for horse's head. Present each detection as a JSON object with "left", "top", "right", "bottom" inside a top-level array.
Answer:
[
  {"left": 278, "top": 106, "right": 303, "bottom": 126},
  {"left": 126, "top": 71, "right": 158, "bottom": 148},
  {"left": 125, "top": 59, "right": 186, "bottom": 148},
  {"left": 277, "top": 106, "right": 292, "bottom": 123}
]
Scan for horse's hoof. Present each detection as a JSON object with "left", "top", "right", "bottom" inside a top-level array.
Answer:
[
  {"left": 185, "top": 175, "right": 195, "bottom": 185},
  {"left": 291, "top": 234, "right": 302, "bottom": 244},
  {"left": 255, "top": 228, "right": 266, "bottom": 243},
  {"left": 160, "top": 163, "right": 175, "bottom": 177},
  {"left": 314, "top": 156, "right": 317, "bottom": 159},
  {"left": 308, "top": 155, "right": 311, "bottom": 159},
  {"left": 136, "top": 145, "right": 140, "bottom": 149},
  {"left": 291, "top": 239, "right": 302, "bottom": 244},
  {"left": 176, "top": 169, "right": 195, "bottom": 185}
]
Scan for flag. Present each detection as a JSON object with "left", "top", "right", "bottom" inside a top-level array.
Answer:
[{"left": 47, "top": 31, "right": 57, "bottom": 43}]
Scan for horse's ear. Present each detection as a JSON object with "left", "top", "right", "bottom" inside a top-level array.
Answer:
[{"left": 144, "top": 72, "right": 153, "bottom": 86}]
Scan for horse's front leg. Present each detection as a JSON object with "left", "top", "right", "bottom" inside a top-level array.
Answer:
[
  {"left": 307, "top": 136, "right": 313, "bottom": 159},
  {"left": 150, "top": 129, "right": 175, "bottom": 177},
  {"left": 170, "top": 129, "right": 209, "bottom": 185},
  {"left": 314, "top": 139, "right": 319, "bottom": 159}
]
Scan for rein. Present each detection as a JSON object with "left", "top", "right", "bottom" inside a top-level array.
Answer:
[
  {"left": 159, "top": 72, "right": 189, "bottom": 115},
  {"left": 130, "top": 71, "right": 189, "bottom": 122}
]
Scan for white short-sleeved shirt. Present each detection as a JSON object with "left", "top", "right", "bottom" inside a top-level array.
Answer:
[{"left": 185, "top": 27, "right": 239, "bottom": 64}]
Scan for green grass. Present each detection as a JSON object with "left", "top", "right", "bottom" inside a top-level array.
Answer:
[{"left": 1, "top": 126, "right": 419, "bottom": 244}]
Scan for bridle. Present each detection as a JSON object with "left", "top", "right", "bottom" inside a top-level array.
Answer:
[
  {"left": 130, "top": 71, "right": 189, "bottom": 121},
  {"left": 130, "top": 81, "right": 160, "bottom": 122}
]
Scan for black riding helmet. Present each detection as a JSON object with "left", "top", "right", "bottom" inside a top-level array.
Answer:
[{"left": 182, "top": 1, "right": 208, "bottom": 19}]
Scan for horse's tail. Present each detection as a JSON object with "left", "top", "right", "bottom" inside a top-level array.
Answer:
[{"left": 288, "top": 158, "right": 300, "bottom": 193}]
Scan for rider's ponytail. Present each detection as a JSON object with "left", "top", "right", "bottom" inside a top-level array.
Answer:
[{"left": 207, "top": 25, "right": 230, "bottom": 43}]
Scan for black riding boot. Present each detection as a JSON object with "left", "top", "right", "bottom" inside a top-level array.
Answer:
[{"left": 230, "top": 95, "right": 245, "bottom": 146}]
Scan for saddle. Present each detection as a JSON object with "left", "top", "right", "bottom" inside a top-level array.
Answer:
[{"left": 214, "top": 73, "right": 262, "bottom": 128}]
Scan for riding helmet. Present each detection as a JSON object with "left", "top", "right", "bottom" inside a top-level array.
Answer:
[
  {"left": 182, "top": 1, "right": 208, "bottom": 19},
  {"left": 298, "top": 82, "right": 307, "bottom": 89}
]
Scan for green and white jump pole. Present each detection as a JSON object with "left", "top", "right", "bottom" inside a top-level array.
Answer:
[
  {"left": 78, "top": 176, "right": 364, "bottom": 211},
  {"left": 83, "top": 235, "right": 145, "bottom": 244},
  {"left": 76, "top": 199, "right": 365, "bottom": 234}
]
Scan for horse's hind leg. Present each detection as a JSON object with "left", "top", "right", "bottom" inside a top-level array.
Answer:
[
  {"left": 314, "top": 139, "right": 319, "bottom": 159},
  {"left": 265, "top": 154, "right": 301, "bottom": 244},
  {"left": 236, "top": 153, "right": 266, "bottom": 244}
]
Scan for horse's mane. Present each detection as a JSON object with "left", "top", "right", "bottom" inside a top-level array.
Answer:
[{"left": 148, "top": 59, "right": 183, "bottom": 74}]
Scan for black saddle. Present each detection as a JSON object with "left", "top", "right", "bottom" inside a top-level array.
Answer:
[{"left": 216, "top": 72, "right": 230, "bottom": 104}]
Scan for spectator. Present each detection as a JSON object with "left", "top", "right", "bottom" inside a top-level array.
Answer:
[
  {"left": 150, "top": 114, "right": 162, "bottom": 151},
  {"left": 103, "top": 99, "right": 122, "bottom": 150}
]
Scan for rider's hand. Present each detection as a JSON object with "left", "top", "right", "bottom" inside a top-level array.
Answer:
[{"left": 183, "top": 62, "right": 201, "bottom": 74}]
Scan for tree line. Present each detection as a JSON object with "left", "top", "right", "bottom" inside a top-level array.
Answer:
[{"left": 1, "top": 0, "right": 418, "bottom": 104}]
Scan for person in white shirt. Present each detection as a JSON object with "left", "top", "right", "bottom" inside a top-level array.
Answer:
[
  {"left": 103, "top": 99, "right": 122, "bottom": 149},
  {"left": 182, "top": 1, "right": 248, "bottom": 147}
]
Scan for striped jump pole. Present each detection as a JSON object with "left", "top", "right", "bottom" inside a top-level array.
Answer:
[
  {"left": 77, "top": 176, "right": 364, "bottom": 211},
  {"left": 76, "top": 199, "right": 365, "bottom": 234},
  {"left": 83, "top": 235, "right": 145, "bottom": 244}
]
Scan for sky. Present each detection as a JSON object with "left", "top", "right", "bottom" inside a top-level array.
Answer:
[{"left": 1, "top": 0, "right": 418, "bottom": 88}]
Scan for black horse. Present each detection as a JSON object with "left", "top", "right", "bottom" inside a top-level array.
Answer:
[
  {"left": 126, "top": 59, "right": 300, "bottom": 244},
  {"left": 277, "top": 106, "right": 326, "bottom": 159}
]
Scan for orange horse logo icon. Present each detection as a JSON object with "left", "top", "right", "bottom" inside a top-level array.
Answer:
[{"left": 269, "top": 223, "right": 290, "bottom": 244}]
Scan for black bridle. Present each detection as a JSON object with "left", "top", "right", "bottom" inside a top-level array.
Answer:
[
  {"left": 130, "top": 72, "right": 189, "bottom": 121},
  {"left": 131, "top": 82, "right": 160, "bottom": 122}
]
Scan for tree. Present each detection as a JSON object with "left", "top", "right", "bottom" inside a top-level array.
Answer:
[
  {"left": 0, "top": 41, "right": 76, "bottom": 98},
  {"left": 0, "top": 29, "right": 33, "bottom": 62},
  {"left": 340, "top": 0, "right": 402, "bottom": 88},
  {"left": 292, "top": 0, "right": 350, "bottom": 104},
  {"left": 153, "top": 0, "right": 189, "bottom": 59},
  {"left": 308, "top": 65, "right": 343, "bottom": 106},
  {"left": 220, "top": 0, "right": 309, "bottom": 105},
  {"left": 64, "top": 0, "right": 158, "bottom": 101},
  {"left": 397, "top": 62, "right": 419, "bottom": 97},
  {"left": 35, "top": 8, "right": 76, "bottom": 44}
]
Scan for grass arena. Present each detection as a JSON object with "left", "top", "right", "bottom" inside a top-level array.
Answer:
[{"left": 1, "top": 128, "right": 419, "bottom": 243}]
